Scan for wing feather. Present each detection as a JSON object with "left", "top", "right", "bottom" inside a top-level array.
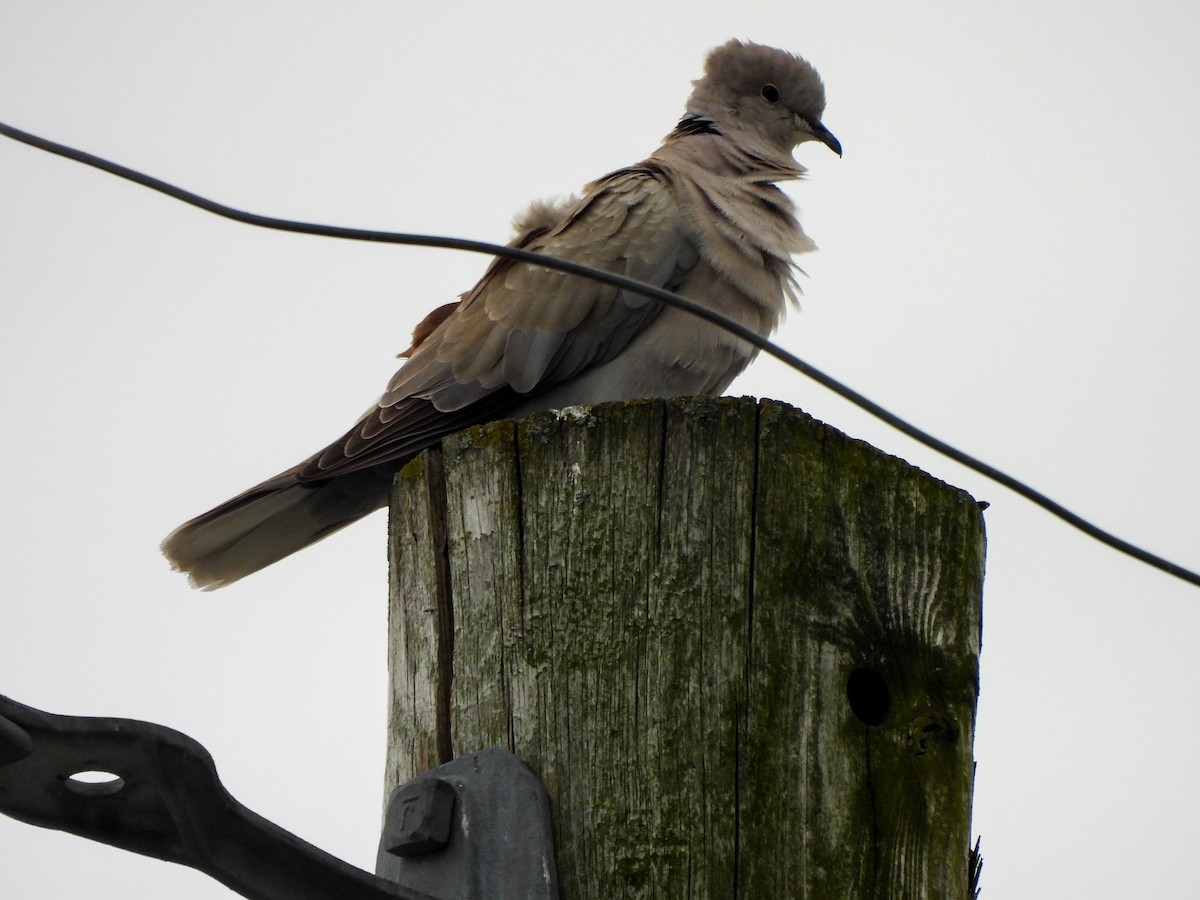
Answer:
[{"left": 385, "top": 168, "right": 693, "bottom": 410}]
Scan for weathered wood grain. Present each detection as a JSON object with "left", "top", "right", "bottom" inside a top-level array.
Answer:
[{"left": 386, "top": 397, "right": 985, "bottom": 898}]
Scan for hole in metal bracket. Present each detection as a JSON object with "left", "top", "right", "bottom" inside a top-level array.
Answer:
[{"left": 65, "top": 770, "right": 125, "bottom": 797}]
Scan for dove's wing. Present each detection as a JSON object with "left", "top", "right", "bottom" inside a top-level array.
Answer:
[
  {"left": 287, "top": 166, "right": 697, "bottom": 481},
  {"left": 395, "top": 168, "right": 694, "bottom": 403}
]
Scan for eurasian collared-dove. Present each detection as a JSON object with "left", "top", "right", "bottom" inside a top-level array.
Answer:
[{"left": 163, "top": 39, "right": 841, "bottom": 589}]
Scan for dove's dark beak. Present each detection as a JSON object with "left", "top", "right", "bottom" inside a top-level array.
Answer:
[{"left": 808, "top": 119, "right": 842, "bottom": 157}]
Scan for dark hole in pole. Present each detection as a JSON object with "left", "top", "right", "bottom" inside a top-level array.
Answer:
[{"left": 846, "top": 667, "right": 890, "bottom": 726}]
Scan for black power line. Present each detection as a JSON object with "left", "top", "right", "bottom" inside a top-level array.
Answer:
[{"left": 1, "top": 119, "right": 1196, "bottom": 589}]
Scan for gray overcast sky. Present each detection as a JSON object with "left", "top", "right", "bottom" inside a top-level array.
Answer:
[{"left": 2, "top": 2, "right": 1198, "bottom": 897}]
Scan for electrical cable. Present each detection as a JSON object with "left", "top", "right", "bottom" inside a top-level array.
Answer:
[{"left": 1, "top": 119, "right": 1196, "bottom": 588}]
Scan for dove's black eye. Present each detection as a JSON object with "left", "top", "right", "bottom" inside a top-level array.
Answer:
[{"left": 761, "top": 83, "right": 780, "bottom": 103}]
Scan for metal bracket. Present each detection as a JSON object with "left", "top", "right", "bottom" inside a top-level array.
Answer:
[
  {"left": 377, "top": 748, "right": 559, "bottom": 899},
  {"left": 0, "top": 695, "right": 558, "bottom": 900}
]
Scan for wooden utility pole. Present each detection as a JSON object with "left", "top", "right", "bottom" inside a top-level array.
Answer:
[{"left": 385, "top": 396, "right": 985, "bottom": 898}]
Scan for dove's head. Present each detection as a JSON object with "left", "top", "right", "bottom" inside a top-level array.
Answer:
[{"left": 686, "top": 40, "right": 841, "bottom": 158}]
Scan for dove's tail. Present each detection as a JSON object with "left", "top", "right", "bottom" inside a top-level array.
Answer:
[{"left": 160, "top": 469, "right": 392, "bottom": 590}]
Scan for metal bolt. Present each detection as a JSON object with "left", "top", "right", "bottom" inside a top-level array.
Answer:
[{"left": 383, "top": 777, "right": 456, "bottom": 857}]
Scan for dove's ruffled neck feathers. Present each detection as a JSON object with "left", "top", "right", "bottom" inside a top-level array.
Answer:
[
  {"left": 661, "top": 118, "right": 809, "bottom": 183},
  {"left": 645, "top": 125, "right": 816, "bottom": 316}
]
